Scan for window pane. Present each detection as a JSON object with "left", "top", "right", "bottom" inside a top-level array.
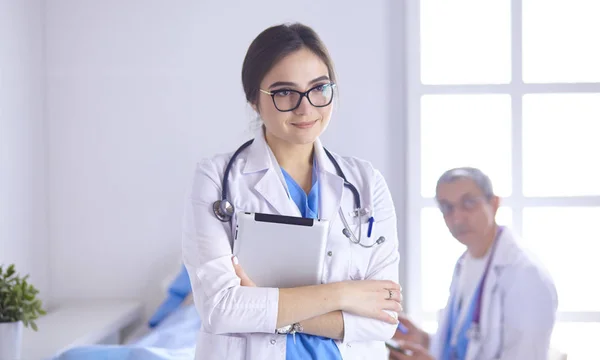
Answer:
[
  {"left": 522, "top": 94, "right": 600, "bottom": 196},
  {"left": 420, "top": 95, "right": 512, "bottom": 198},
  {"left": 421, "top": 207, "right": 512, "bottom": 313},
  {"left": 550, "top": 322, "right": 599, "bottom": 360},
  {"left": 420, "top": 0, "right": 511, "bottom": 84},
  {"left": 522, "top": 207, "right": 600, "bottom": 311},
  {"left": 523, "top": 0, "right": 600, "bottom": 83}
]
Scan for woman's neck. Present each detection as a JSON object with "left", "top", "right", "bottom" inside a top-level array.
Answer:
[
  {"left": 265, "top": 131, "right": 313, "bottom": 168},
  {"left": 265, "top": 130, "right": 314, "bottom": 193}
]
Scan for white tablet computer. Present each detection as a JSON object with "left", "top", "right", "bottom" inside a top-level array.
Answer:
[{"left": 233, "top": 212, "right": 329, "bottom": 288}]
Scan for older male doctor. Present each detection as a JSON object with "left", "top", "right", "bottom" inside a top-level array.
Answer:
[{"left": 389, "top": 167, "right": 558, "bottom": 360}]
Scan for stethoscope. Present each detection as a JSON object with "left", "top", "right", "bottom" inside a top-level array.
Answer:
[
  {"left": 450, "top": 226, "right": 505, "bottom": 347},
  {"left": 212, "top": 139, "right": 386, "bottom": 248}
]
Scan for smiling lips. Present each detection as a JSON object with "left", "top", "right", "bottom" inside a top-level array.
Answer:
[{"left": 291, "top": 120, "right": 318, "bottom": 129}]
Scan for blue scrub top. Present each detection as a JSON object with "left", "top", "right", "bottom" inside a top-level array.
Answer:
[{"left": 281, "top": 164, "right": 342, "bottom": 360}]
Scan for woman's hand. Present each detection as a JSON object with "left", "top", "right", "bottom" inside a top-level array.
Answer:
[
  {"left": 232, "top": 256, "right": 256, "bottom": 287},
  {"left": 336, "top": 280, "right": 403, "bottom": 324}
]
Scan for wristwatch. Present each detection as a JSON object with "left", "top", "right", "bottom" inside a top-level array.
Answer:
[{"left": 275, "top": 322, "right": 303, "bottom": 335}]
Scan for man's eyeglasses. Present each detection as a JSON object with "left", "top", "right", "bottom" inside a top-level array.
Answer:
[
  {"left": 438, "top": 196, "right": 487, "bottom": 216},
  {"left": 259, "top": 83, "right": 336, "bottom": 112}
]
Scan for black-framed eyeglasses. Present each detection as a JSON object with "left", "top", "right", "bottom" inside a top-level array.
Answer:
[{"left": 259, "top": 83, "right": 336, "bottom": 112}]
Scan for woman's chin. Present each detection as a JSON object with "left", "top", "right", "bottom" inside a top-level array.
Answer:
[{"left": 287, "top": 126, "right": 322, "bottom": 144}]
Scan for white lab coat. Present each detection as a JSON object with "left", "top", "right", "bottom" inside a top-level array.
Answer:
[
  {"left": 182, "top": 130, "right": 400, "bottom": 360},
  {"left": 429, "top": 228, "right": 558, "bottom": 360}
]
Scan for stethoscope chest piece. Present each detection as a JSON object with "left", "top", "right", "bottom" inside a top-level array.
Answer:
[{"left": 213, "top": 199, "right": 234, "bottom": 222}]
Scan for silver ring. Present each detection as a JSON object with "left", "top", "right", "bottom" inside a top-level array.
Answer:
[{"left": 387, "top": 289, "right": 393, "bottom": 300}]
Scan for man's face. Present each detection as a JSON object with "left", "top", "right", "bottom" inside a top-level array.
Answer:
[{"left": 436, "top": 178, "right": 499, "bottom": 246}]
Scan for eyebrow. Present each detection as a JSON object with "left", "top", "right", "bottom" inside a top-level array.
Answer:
[
  {"left": 268, "top": 75, "right": 330, "bottom": 89},
  {"left": 438, "top": 194, "right": 473, "bottom": 204}
]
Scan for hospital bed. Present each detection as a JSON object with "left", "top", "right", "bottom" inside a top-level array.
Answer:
[
  {"left": 53, "top": 304, "right": 200, "bottom": 360},
  {"left": 53, "top": 264, "right": 201, "bottom": 360}
]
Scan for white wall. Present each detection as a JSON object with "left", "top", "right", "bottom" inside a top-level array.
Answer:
[
  {"left": 0, "top": 0, "right": 49, "bottom": 302},
  {"left": 45, "top": 0, "right": 400, "bottom": 314}
]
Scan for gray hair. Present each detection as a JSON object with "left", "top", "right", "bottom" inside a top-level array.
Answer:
[{"left": 435, "top": 167, "right": 495, "bottom": 199}]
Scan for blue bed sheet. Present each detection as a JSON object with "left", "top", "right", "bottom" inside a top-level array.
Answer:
[
  {"left": 54, "top": 305, "right": 201, "bottom": 360},
  {"left": 54, "top": 345, "right": 195, "bottom": 360}
]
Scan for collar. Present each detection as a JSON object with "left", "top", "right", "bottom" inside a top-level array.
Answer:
[
  {"left": 242, "top": 126, "right": 340, "bottom": 180},
  {"left": 454, "top": 226, "right": 520, "bottom": 276}
]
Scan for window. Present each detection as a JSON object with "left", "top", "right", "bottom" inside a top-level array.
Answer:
[
  {"left": 405, "top": 1, "right": 600, "bottom": 359},
  {"left": 522, "top": 93, "right": 600, "bottom": 196}
]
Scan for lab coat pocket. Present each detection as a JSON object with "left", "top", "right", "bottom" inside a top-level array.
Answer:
[{"left": 195, "top": 331, "right": 247, "bottom": 360}]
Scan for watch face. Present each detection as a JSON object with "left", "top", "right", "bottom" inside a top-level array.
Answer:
[{"left": 276, "top": 325, "right": 292, "bottom": 334}]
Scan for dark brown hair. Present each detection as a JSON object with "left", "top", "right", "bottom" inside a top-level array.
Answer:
[{"left": 241, "top": 23, "right": 337, "bottom": 107}]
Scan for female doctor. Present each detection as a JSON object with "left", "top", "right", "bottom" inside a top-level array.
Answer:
[{"left": 182, "top": 23, "right": 402, "bottom": 360}]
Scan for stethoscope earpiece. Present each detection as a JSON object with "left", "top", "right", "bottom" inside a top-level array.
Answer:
[
  {"left": 340, "top": 221, "right": 386, "bottom": 248},
  {"left": 342, "top": 228, "right": 351, "bottom": 239}
]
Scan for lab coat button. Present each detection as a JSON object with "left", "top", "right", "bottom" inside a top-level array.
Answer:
[
  {"left": 327, "top": 251, "right": 333, "bottom": 256},
  {"left": 270, "top": 339, "right": 276, "bottom": 345}
]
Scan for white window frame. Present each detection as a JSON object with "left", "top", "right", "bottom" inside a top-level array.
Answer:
[{"left": 404, "top": 0, "right": 600, "bottom": 329}]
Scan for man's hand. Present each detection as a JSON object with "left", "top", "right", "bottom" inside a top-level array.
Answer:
[
  {"left": 388, "top": 341, "right": 435, "bottom": 360},
  {"left": 232, "top": 256, "right": 256, "bottom": 287},
  {"left": 393, "top": 314, "right": 430, "bottom": 348}
]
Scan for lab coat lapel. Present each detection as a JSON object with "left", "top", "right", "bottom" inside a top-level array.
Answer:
[
  {"left": 254, "top": 168, "right": 299, "bottom": 216},
  {"left": 313, "top": 139, "right": 344, "bottom": 224},
  {"left": 243, "top": 129, "right": 300, "bottom": 216}
]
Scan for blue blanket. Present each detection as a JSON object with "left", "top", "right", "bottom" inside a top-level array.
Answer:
[{"left": 54, "top": 346, "right": 195, "bottom": 360}]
